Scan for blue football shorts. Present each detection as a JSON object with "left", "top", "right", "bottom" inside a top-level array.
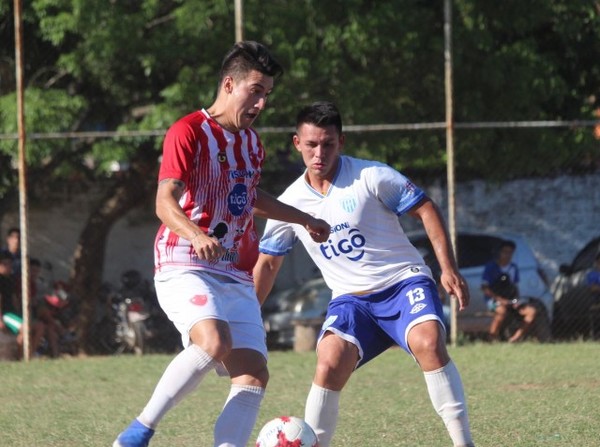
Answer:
[{"left": 318, "top": 275, "right": 446, "bottom": 369}]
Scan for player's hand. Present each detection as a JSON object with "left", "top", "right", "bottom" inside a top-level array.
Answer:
[
  {"left": 191, "top": 233, "right": 225, "bottom": 261},
  {"left": 304, "top": 217, "right": 330, "bottom": 243},
  {"left": 441, "top": 270, "right": 470, "bottom": 311}
]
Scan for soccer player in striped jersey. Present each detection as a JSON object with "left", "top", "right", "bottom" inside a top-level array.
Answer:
[
  {"left": 113, "top": 42, "right": 330, "bottom": 447},
  {"left": 254, "top": 101, "right": 475, "bottom": 447}
]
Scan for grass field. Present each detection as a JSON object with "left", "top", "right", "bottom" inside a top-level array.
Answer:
[{"left": 1, "top": 341, "right": 599, "bottom": 447}]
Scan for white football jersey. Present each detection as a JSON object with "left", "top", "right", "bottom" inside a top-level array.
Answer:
[{"left": 259, "top": 156, "right": 433, "bottom": 297}]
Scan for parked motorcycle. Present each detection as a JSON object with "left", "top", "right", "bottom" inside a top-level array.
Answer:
[{"left": 93, "top": 270, "right": 180, "bottom": 355}]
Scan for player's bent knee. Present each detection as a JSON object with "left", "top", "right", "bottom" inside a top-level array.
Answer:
[
  {"left": 231, "top": 365, "right": 269, "bottom": 388},
  {"left": 253, "top": 364, "right": 270, "bottom": 387}
]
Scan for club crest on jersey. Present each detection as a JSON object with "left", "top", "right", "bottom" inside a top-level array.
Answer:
[
  {"left": 228, "top": 183, "right": 248, "bottom": 216},
  {"left": 340, "top": 195, "right": 357, "bottom": 213},
  {"left": 217, "top": 152, "right": 227, "bottom": 163}
]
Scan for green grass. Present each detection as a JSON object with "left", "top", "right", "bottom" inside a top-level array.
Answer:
[{"left": 1, "top": 342, "right": 599, "bottom": 446}]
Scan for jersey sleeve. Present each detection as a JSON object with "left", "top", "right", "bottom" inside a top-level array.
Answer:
[
  {"left": 365, "top": 163, "right": 426, "bottom": 216},
  {"left": 258, "top": 218, "right": 299, "bottom": 256},
  {"left": 158, "top": 119, "right": 198, "bottom": 184}
]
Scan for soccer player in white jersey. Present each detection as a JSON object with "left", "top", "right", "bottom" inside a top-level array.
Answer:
[
  {"left": 254, "top": 101, "right": 475, "bottom": 447},
  {"left": 113, "top": 42, "right": 330, "bottom": 447}
]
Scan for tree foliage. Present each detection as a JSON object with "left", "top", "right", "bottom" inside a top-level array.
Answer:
[{"left": 1, "top": 0, "right": 598, "bottom": 187}]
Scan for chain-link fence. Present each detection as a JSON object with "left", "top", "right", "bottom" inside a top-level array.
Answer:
[{"left": 1, "top": 120, "right": 599, "bottom": 360}]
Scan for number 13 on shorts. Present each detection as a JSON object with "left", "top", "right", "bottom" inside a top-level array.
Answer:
[{"left": 406, "top": 287, "right": 426, "bottom": 305}]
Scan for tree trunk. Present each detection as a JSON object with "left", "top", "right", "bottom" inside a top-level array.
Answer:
[{"left": 70, "top": 151, "right": 157, "bottom": 353}]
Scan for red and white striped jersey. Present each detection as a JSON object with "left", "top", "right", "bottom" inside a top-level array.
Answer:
[{"left": 154, "top": 109, "right": 263, "bottom": 285}]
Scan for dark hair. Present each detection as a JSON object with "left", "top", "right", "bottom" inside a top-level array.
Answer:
[
  {"left": 495, "top": 239, "right": 516, "bottom": 259},
  {"left": 500, "top": 239, "right": 516, "bottom": 250},
  {"left": 30, "top": 258, "right": 42, "bottom": 267},
  {"left": 219, "top": 41, "right": 283, "bottom": 84},
  {"left": 6, "top": 227, "right": 19, "bottom": 236},
  {"left": 295, "top": 101, "right": 343, "bottom": 135}
]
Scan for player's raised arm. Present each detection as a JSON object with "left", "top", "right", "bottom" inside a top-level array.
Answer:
[{"left": 254, "top": 188, "right": 330, "bottom": 242}]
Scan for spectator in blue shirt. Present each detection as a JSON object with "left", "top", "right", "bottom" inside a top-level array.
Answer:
[{"left": 481, "top": 239, "right": 538, "bottom": 342}]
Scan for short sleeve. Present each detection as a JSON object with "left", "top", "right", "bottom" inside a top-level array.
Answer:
[
  {"left": 258, "top": 219, "right": 299, "bottom": 256},
  {"left": 365, "top": 164, "right": 426, "bottom": 216},
  {"left": 158, "top": 120, "right": 198, "bottom": 184}
]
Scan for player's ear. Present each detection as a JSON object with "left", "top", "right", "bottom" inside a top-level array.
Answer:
[
  {"left": 222, "top": 76, "right": 234, "bottom": 94},
  {"left": 339, "top": 133, "right": 345, "bottom": 150},
  {"left": 292, "top": 134, "right": 301, "bottom": 152}
]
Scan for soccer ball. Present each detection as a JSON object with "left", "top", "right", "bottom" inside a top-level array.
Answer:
[{"left": 256, "top": 416, "right": 319, "bottom": 447}]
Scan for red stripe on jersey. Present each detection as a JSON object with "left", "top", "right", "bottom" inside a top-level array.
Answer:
[
  {"left": 192, "top": 119, "right": 213, "bottom": 226},
  {"left": 233, "top": 132, "right": 247, "bottom": 171},
  {"left": 202, "top": 117, "right": 230, "bottom": 222},
  {"left": 247, "top": 129, "right": 264, "bottom": 170},
  {"left": 208, "top": 118, "right": 230, "bottom": 171}
]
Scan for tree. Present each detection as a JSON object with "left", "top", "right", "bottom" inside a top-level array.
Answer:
[{"left": 452, "top": 0, "right": 600, "bottom": 179}]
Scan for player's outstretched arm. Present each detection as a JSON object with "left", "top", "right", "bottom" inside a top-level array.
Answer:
[
  {"left": 254, "top": 188, "right": 330, "bottom": 242},
  {"left": 253, "top": 253, "right": 285, "bottom": 305},
  {"left": 408, "top": 198, "right": 470, "bottom": 310}
]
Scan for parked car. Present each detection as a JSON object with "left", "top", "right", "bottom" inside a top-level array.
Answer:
[
  {"left": 262, "top": 277, "right": 331, "bottom": 349},
  {"left": 262, "top": 231, "right": 553, "bottom": 348},
  {"left": 551, "top": 236, "right": 600, "bottom": 339},
  {"left": 408, "top": 230, "right": 553, "bottom": 338}
]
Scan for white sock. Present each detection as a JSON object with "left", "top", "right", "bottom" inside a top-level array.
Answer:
[
  {"left": 423, "top": 360, "right": 474, "bottom": 447},
  {"left": 138, "top": 344, "right": 216, "bottom": 428},
  {"left": 304, "top": 383, "right": 341, "bottom": 447},
  {"left": 214, "top": 384, "right": 265, "bottom": 447}
]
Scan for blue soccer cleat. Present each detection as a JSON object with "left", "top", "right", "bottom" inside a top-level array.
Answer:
[{"left": 112, "top": 419, "right": 155, "bottom": 447}]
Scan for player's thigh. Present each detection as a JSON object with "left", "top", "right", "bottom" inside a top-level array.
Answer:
[
  {"left": 189, "top": 318, "right": 232, "bottom": 359},
  {"left": 224, "top": 283, "right": 268, "bottom": 360},
  {"left": 406, "top": 320, "right": 449, "bottom": 370},
  {"left": 154, "top": 270, "right": 227, "bottom": 342},
  {"left": 320, "top": 297, "right": 394, "bottom": 369},
  {"left": 378, "top": 276, "right": 446, "bottom": 353},
  {"left": 314, "top": 332, "right": 358, "bottom": 390}
]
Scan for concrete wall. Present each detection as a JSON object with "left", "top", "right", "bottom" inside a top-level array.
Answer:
[{"left": 2, "top": 173, "right": 599, "bottom": 289}]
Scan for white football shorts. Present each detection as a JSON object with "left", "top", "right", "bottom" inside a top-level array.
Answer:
[{"left": 154, "top": 269, "right": 267, "bottom": 360}]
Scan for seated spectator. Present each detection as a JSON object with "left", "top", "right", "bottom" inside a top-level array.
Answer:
[
  {"left": 1, "top": 254, "right": 68, "bottom": 358},
  {"left": 481, "top": 239, "right": 538, "bottom": 342},
  {"left": 0, "top": 252, "right": 24, "bottom": 354},
  {"left": 0, "top": 227, "right": 21, "bottom": 280}
]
